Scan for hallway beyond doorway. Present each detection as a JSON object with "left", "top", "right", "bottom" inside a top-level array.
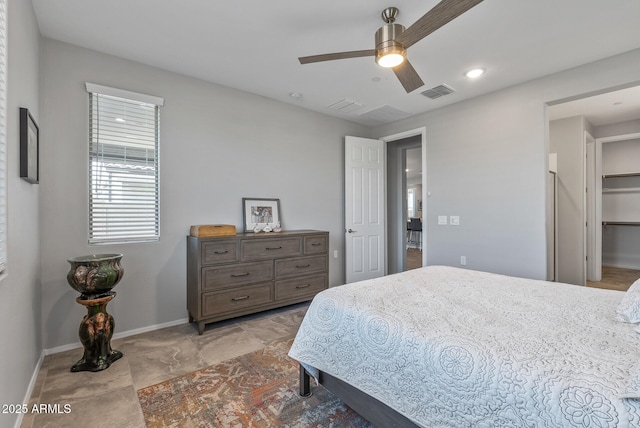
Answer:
[{"left": 407, "top": 248, "right": 422, "bottom": 270}]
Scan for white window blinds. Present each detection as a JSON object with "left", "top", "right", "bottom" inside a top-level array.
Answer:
[
  {"left": 87, "top": 83, "right": 163, "bottom": 244},
  {"left": 0, "top": 0, "right": 7, "bottom": 273}
]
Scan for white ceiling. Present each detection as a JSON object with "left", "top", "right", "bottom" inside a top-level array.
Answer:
[
  {"left": 549, "top": 85, "right": 640, "bottom": 126},
  {"left": 31, "top": 0, "right": 640, "bottom": 127}
]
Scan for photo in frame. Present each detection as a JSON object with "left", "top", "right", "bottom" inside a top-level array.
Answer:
[
  {"left": 19, "top": 107, "right": 39, "bottom": 184},
  {"left": 242, "top": 198, "right": 281, "bottom": 232}
]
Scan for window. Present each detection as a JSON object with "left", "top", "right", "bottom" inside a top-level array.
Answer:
[
  {"left": 86, "top": 83, "right": 164, "bottom": 244},
  {"left": 0, "top": 0, "right": 6, "bottom": 273},
  {"left": 407, "top": 188, "right": 415, "bottom": 218}
]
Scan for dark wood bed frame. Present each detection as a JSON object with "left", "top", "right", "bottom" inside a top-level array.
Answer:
[{"left": 299, "top": 365, "right": 419, "bottom": 427}]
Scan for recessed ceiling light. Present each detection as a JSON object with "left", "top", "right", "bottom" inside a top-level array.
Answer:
[
  {"left": 289, "top": 92, "right": 303, "bottom": 100},
  {"left": 465, "top": 68, "right": 485, "bottom": 78}
]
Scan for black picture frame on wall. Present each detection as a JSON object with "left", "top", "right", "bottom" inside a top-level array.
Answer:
[{"left": 20, "top": 107, "right": 39, "bottom": 184}]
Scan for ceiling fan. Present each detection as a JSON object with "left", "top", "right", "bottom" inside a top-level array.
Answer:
[{"left": 298, "top": 0, "right": 484, "bottom": 93}]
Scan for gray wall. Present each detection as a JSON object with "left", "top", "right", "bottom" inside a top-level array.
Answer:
[
  {"left": 595, "top": 119, "right": 640, "bottom": 139},
  {"left": 0, "top": 0, "right": 41, "bottom": 426},
  {"left": 39, "top": 38, "right": 370, "bottom": 350},
  {"left": 372, "top": 49, "right": 640, "bottom": 281}
]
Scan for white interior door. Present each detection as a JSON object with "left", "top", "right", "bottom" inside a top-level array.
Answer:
[{"left": 345, "top": 136, "right": 385, "bottom": 283}]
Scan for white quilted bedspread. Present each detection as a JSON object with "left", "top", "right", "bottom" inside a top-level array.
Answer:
[{"left": 288, "top": 266, "right": 640, "bottom": 427}]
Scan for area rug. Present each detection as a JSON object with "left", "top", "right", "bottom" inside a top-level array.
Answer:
[{"left": 137, "top": 338, "right": 372, "bottom": 427}]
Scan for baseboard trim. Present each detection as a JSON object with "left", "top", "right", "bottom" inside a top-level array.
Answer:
[
  {"left": 14, "top": 350, "right": 46, "bottom": 428},
  {"left": 602, "top": 263, "right": 640, "bottom": 271},
  {"left": 43, "top": 317, "right": 190, "bottom": 356}
]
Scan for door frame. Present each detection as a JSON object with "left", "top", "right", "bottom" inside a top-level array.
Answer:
[
  {"left": 585, "top": 131, "right": 595, "bottom": 281},
  {"left": 381, "top": 127, "right": 427, "bottom": 268}
]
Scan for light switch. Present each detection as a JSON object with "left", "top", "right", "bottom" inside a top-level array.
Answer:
[
  {"left": 450, "top": 216, "right": 460, "bottom": 226},
  {"left": 438, "top": 216, "right": 447, "bottom": 225}
]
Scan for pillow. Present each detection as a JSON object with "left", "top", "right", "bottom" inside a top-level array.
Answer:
[{"left": 616, "top": 279, "right": 640, "bottom": 324}]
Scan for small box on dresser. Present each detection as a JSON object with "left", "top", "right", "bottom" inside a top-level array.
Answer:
[{"left": 186, "top": 230, "right": 329, "bottom": 334}]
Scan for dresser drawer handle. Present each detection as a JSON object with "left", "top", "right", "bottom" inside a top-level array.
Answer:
[
  {"left": 230, "top": 272, "right": 250, "bottom": 277},
  {"left": 266, "top": 246, "right": 282, "bottom": 250},
  {"left": 214, "top": 250, "right": 229, "bottom": 254},
  {"left": 296, "top": 264, "right": 311, "bottom": 268},
  {"left": 296, "top": 284, "right": 311, "bottom": 289},
  {"left": 231, "top": 295, "right": 250, "bottom": 301},
  {"left": 311, "top": 243, "right": 322, "bottom": 246}
]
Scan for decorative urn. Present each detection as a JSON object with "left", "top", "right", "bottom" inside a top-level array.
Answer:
[
  {"left": 66, "top": 253, "right": 124, "bottom": 372},
  {"left": 66, "top": 253, "right": 124, "bottom": 300}
]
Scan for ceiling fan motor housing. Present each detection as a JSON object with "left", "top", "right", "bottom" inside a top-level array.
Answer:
[{"left": 375, "top": 23, "right": 406, "bottom": 66}]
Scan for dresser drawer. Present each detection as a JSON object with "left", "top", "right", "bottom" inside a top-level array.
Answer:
[
  {"left": 275, "top": 255, "right": 328, "bottom": 278},
  {"left": 202, "top": 283, "right": 273, "bottom": 317},
  {"left": 201, "top": 240, "right": 239, "bottom": 265},
  {"left": 203, "top": 260, "right": 273, "bottom": 290},
  {"left": 304, "top": 234, "right": 328, "bottom": 254},
  {"left": 241, "top": 237, "right": 302, "bottom": 260},
  {"left": 275, "top": 273, "right": 328, "bottom": 300}
]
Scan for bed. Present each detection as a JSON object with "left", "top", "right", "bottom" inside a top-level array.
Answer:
[{"left": 288, "top": 265, "right": 640, "bottom": 427}]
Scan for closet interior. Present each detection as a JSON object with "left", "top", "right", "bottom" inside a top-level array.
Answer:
[{"left": 596, "top": 137, "right": 640, "bottom": 289}]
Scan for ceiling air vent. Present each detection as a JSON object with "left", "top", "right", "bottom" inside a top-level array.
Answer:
[
  {"left": 328, "top": 98, "right": 365, "bottom": 113},
  {"left": 358, "top": 105, "right": 410, "bottom": 126},
  {"left": 421, "top": 84, "right": 455, "bottom": 100}
]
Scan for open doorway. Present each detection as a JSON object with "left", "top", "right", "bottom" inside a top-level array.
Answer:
[
  {"left": 589, "top": 133, "right": 640, "bottom": 291},
  {"left": 386, "top": 134, "right": 423, "bottom": 274},
  {"left": 406, "top": 148, "right": 423, "bottom": 270},
  {"left": 548, "top": 84, "right": 640, "bottom": 290}
]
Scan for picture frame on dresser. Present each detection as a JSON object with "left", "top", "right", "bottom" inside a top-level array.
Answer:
[{"left": 242, "top": 197, "right": 281, "bottom": 232}]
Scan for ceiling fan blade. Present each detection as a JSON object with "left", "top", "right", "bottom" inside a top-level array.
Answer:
[
  {"left": 299, "top": 49, "right": 375, "bottom": 64},
  {"left": 392, "top": 60, "right": 424, "bottom": 93},
  {"left": 396, "top": 0, "right": 484, "bottom": 48}
]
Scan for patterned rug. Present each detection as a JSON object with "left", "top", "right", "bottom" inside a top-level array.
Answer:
[{"left": 137, "top": 338, "right": 372, "bottom": 427}]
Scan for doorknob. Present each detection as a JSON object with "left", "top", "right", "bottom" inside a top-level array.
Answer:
[{"left": 347, "top": 228, "right": 356, "bottom": 233}]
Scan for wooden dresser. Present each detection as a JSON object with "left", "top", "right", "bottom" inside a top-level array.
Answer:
[{"left": 186, "top": 230, "right": 329, "bottom": 334}]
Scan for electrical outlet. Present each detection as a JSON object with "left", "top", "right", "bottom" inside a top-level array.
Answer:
[
  {"left": 438, "top": 216, "right": 448, "bottom": 225},
  {"left": 333, "top": 250, "right": 338, "bottom": 259},
  {"left": 450, "top": 216, "right": 460, "bottom": 226},
  {"left": 460, "top": 256, "right": 467, "bottom": 266}
]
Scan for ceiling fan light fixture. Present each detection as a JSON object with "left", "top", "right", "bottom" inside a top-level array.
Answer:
[
  {"left": 376, "top": 47, "right": 406, "bottom": 68},
  {"left": 375, "top": 22, "right": 406, "bottom": 68},
  {"left": 298, "top": 1, "right": 486, "bottom": 93}
]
